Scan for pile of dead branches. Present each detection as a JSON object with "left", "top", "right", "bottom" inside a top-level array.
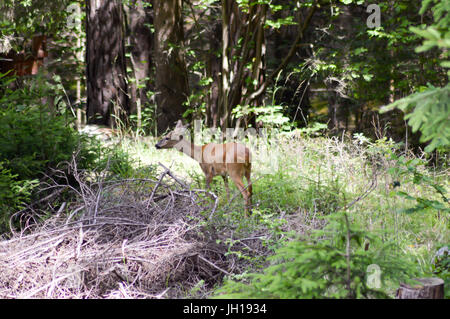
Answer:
[{"left": 0, "top": 160, "right": 235, "bottom": 298}]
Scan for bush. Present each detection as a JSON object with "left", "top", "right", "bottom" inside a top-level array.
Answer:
[
  {"left": 0, "top": 73, "right": 85, "bottom": 177},
  {"left": 0, "top": 73, "right": 136, "bottom": 233},
  {"left": 0, "top": 105, "right": 82, "bottom": 179},
  {"left": 432, "top": 246, "right": 449, "bottom": 298},
  {"left": 94, "top": 143, "right": 136, "bottom": 178},
  {"left": 215, "top": 213, "right": 419, "bottom": 299},
  {"left": 0, "top": 162, "right": 38, "bottom": 233}
]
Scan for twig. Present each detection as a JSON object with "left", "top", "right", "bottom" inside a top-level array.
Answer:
[
  {"left": 197, "top": 255, "right": 230, "bottom": 276},
  {"left": 158, "top": 162, "right": 188, "bottom": 189},
  {"left": 339, "top": 170, "right": 378, "bottom": 212},
  {"left": 23, "top": 270, "right": 84, "bottom": 298},
  {"left": 148, "top": 166, "right": 170, "bottom": 205}
]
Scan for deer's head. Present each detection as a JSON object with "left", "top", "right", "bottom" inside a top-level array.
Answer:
[{"left": 155, "top": 120, "right": 188, "bottom": 149}]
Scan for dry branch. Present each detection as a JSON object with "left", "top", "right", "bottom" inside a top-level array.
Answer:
[{"left": 0, "top": 157, "right": 228, "bottom": 299}]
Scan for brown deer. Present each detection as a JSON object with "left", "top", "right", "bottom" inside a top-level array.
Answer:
[{"left": 155, "top": 120, "right": 252, "bottom": 215}]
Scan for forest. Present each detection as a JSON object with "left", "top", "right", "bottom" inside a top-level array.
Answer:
[{"left": 0, "top": 0, "right": 448, "bottom": 299}]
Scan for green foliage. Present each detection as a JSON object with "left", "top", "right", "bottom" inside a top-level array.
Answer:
[
  {"left": 0, "top": 73, "right": 136, "bottom": 233},
  {"left": 0, "top": 0, "right": 73, "bottom": 47},
  {"left": 351, "top": 132, "right": 449, "bottom": 215},
  {"left": 300, "top": 172, "right": 347, "bottom": 215},
  {"left": 0, "top": 74, "right": 83, "bottom": 231},
  {"left": 0, "top": 105, "right": 80, "bottom": 177},
  {"left": 414, "top": 0, "right": 450, "bottom": 67},
  {"left": 252, "top": 169, "right": 302, "bottom": 213},
  {"left": 301, "top": 0, "right": 446, "bottom": 141},
  {"left": 94, "top": 143, "right": 136, "bottom": 179},
  {"left": 0, "top": 74, "right": 81, "bottom": 179},
  {"left": 0, "top": 161, "right": 38, "bottom": 233},
  {"left": 432, "top": 246, "right": 450, "bottom": 298},
  {"left": 380, "top": 84, "right": 450, "bottom": 152},
  {"left": 265, "top": 16, "right": 296, "bottom": 29},
  {"left": 254, "top": 153, "right": 348, "bottom": 215},
  {"left": 232, "top": 104, "right": 290, "bottom": 129},
  {"left": 129, "top": 104, "right": 156, "bottom": 137},
  {"left": 380, "top": 0, "right": 450, "bottom": 152},
  {"left": 296, "top": 122, "right": 328, "bottom": 137},
  {"left": 387, "top": 152, "right": 449, "bottom": 215},
  {"left": 215, "top": 213, "right": 418, "bottom": 299}
]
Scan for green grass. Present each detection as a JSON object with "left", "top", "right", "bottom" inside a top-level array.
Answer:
[
  {"left": 123, "top": 133, "right": 448, "bottom": 244},
  {"left": 117, "top": 133, "right": 449, "bottom": 297}
]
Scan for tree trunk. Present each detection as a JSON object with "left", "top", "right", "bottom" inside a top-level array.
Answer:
[
  {"left": 205, "top": 21, "right": 221, "bottom": 129},
  {"left": 219, "top": 1, "right": 316, "bottom": 130},
  {"left": 75, "top": 3, "right": 84, "bottom": 130},
  {"left": 124, "top": 0, "right": 153, "bottom": 131},
  {"left": 325, "top": 4, "right": 352, "bottom": 133},
  {"left": 218, "top": 0, "right": 268, "bottom": 129},
  {"left": 396, "top": 278, "right": 444, "bottom": 299},
  {"left": 153, "top": 0, "right": 189, "bottom": 134},
  {"left": 86, "top": 0, "right": 129, "bottom": 128},
  {"left": 219, "top": 0, "right": 231, "bottom": 129}
]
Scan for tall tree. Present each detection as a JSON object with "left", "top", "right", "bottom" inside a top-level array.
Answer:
[
  {"left": 205, "top": 20, "right": 222, "bottom": 128},
  {"left": 86, "top": 0, "right": 129, "bottom": 127},
  {"left": 215, "top": 0, "right": 317, "bottom": 129},
  {"left": 153, "top": 0, "right": 190, "bottom": 134},
  {"left": 124, "top": 0, "right": 153, "bottom": 132},
  {"left": 218, "top": 0, "right": 268, "bottom": 129}
]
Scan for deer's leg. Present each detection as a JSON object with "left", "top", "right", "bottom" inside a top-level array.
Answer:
[
  {"left": 244, "top": 165, "right": 252, "bottom": 208},
  {"left": 205, "top": 173, "right": 213, "bottom": 189},
  {"left": 222, "top": 175, "right": 230, "bottom": 200},
  {"left": 229, "top": 173, "right": 250, "bottom": 217}
]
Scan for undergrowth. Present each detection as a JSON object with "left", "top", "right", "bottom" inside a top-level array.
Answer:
[
  {"left": 122, "top": 130, "right": 448, "bottom": 298},
  {"left": 0, "top": 106, "right": 447, "bottom": 297}
]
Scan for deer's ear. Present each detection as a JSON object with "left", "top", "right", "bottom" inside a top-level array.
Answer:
[{"left": 175, "top": 120, "right": 183, "bottom": 128}]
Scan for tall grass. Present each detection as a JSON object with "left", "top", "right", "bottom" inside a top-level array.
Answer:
[{"left": 120, "top": 131, "right": 448, "bottom": 293}]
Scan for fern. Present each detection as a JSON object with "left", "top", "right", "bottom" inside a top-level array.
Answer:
[{"left": 380, "top": 84, "right": 450, "bottom": 152}]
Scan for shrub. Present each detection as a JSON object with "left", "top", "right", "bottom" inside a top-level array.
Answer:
[
  {"left": 432, "top": 245, "right": 449, "bottom": 298},
  {"left": 0, "top": 162, "right": 38, "bottom": 233},
  {"left": 0, "top": 73, "right": 136, "bottom": 233},
  {"left": 215, "top": 213, "right": 419, "bottom": 299},
  {"left": 0, "top": 105, "right": 81, "bottom": 179},
  {"left": 0, "top": 73, "right": 84, "bottom": 177}
]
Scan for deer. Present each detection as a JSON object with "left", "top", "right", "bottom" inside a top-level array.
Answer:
[{"left": 155, "top": 120, "right": 252, "bottom": 216}]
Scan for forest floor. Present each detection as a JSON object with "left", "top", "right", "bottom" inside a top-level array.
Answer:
[
  {"left": 0, "top": 132, "right": 448, "bottom": 298},
  {"left": 123, "top": 133, "right": 449, "bottom": 295}
]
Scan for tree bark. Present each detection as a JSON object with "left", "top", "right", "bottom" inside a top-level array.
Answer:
[
  {"left": 153, "top": 0, "right": 189, "bottom": 134},
  {"left": 396, "top": 278, "right": 444, "bottom": 299},
  {"left": 86, "top": 0, "right": 129, "bottom": 128},
  {"left": 245, "top": 1, "right": 317, "bottom": 109},
  {"left": 219, "top": 0, "right": 231, "bottom": 128},
  {"left": 75, "top": 3, "right": 84, "bottom": 130},
  {"left": 325, "top": 4, "right": 352, "bottom": 133},
  {"left": 205, "top": 21, "right": 221, "bottom": 129},
  {"left": 124, "top": 0, "right": 153, "bottom": 131},
  {"left": 218, "top": 0, "right": 268, "bottom": 129}
]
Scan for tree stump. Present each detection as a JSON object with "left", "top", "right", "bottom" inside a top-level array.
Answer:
[{"left": 396, "top": 278, "right": 444, "bottom": 299}]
